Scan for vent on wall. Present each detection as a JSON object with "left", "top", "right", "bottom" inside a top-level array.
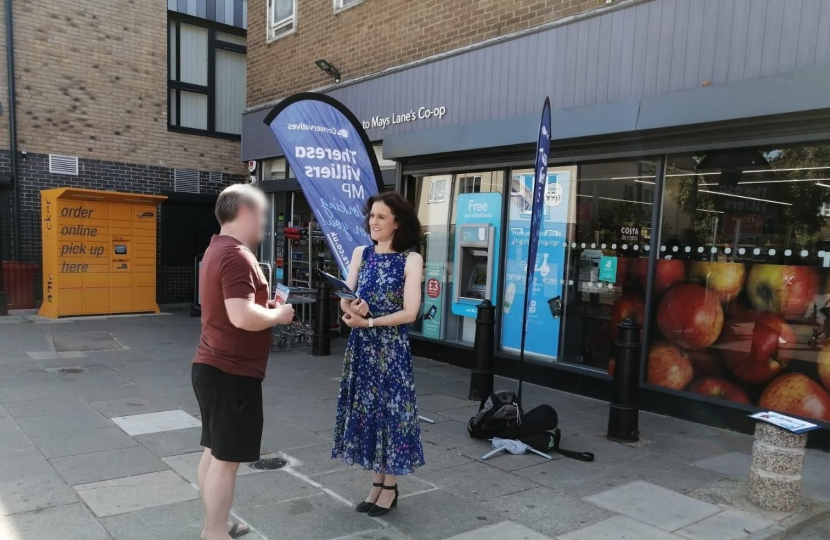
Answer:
[
  {"left": 49, "top": 154, "right": 79, "bottom": 176},
  {"left": 209, "top": 171, "right": 223, "bottom": 185},
  {"left": 174, "top": 169, "right": 200, "bottom": 193}
]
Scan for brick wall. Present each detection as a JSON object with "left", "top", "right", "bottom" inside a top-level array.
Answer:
[
  {"left": 2, "top": 0, "right": 244, "bottom": 175},
  {"left": 247, "top": 0, "right": 606, "bottom": 108},
  {"left": 3, "top": 151, "right": 245, "bottom": 304}
]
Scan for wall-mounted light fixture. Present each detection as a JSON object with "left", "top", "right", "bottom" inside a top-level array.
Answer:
[{"left": 315, "top": 59, "right": 341, "bottom": 83}]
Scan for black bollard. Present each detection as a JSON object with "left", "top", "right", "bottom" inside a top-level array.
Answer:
[
  {"left": 469, "top": 299, "right": 496, "bottom": 401},
  {"left": 312, "top": 281, "right": 331, "bottom": 356},
  {"left": 607, "top": 317, "right": 641, "bottom": 442}
]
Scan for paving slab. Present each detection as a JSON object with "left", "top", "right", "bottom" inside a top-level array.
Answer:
[
  {"left": 0, "top": 449, "right": 56, "bottom": 483},
  {"left": 259, "top": 423, "right": 331, "bottom": 454},
  {"left": 70, "top": 383, "right": 161, "bottom": 404},
  {"left": 802, "top": 469, "right": 830, "bottom": 502},
  {"left": 480, "top": 486, "right": 615, "bottom": 538},
  {"left": 90, "top": 395, "right": 182, "bottom": 418},
  {"left": 419, "top": 419, "right": 478, "bottom": 450},
  {"left": 0, "top": 428, "right": 34, "bottom": 456},
  {"left": 375, "top": 489, "right": 505, "bottom": 540},
  {"left": 586, "top": 481, "right": 720, "bottom": 532},
  {"left": 3, "top": 396, "right": 95, "bottom": 418},
  {"left": 25, "top": 351, "right": 87, "bottom": 360},
  {"left": 417, "top": 393, "right": 476, "bottom": 413},
  {"left": 51, "top": 365, "right": 132, "bottom": 389},
  {"left": 75, "top": 470, "right": 199, "bottom": 517},
  {"left": 276, "top": 443, "right": 349, "bottom": 476},
  {"left": 234, "top": 470, "right": 323, "bottom": 508},
  {"left": 416, "top": 443, "right": 473, "bottom": 474},
  {"left": 333, "top": 530, "right": 411, "bottom": 540},
  {"left": 111, "top": 409, "right": 200, "bottom": 436},
  {"left": 0, "top": 416, "right": 19, "bottom": 432},
  {"left": 442, "top": 520, "right": 553, "bottom": 540},
  {"left": 150, "top": 385, "right": 201, "bottom": 415},
  {"left": 51, "top": 331, "right": 122, "bottom": 352},
  {"left": 0, "top": 383, "right": 76, "bottom": 403},
  {"left": 236, "top": 493, "right": 378, "bottom": 540},
  {"left": 162, "top": 451, "right": 262, "bottom": 484},
  {"left": 0, "top": 472, "right": 80, "bottom": 516},
  {"left": 30, "top": 426, "right": 138, "bottom": 458},
  {"left": 694, "top": 452, "right": 752, "bottom": 480},
  {"left": 100, "top": 499, "right": 207, "bottom": 540},
  {"left": 313, "top": 467, "right": 434, "bottom": 505},
  {"left": 0, "top": 404, "right": 8, "bottom": 418},
  {"left": 50, "top": 445, "right": 169, "bottom": 485},
  {"left": 417, "top": 461, "right": 539, "bottom": 503},
  {"left": 457, "top": 440, "right": 562, "bottom": 472},
  {"left": 135, "top": 426, "right": 204, "bottom": 457},
  {"left": 0, "top": 502, "right": 111, "bottom": 540},
  {"left": 676, "top": 510, "right": 774, "bottom": 540},
  {"left": 557, "top": 515, "right": 680, "bottom": 540},
  {"left": 645, "top": 433, "right": 730, "bottom": 463},
  {"left": 513, "top": 455, "right": 608, "bottom": 498},
  {"left": 803, "top": 449, "right": 830, "bottom": 474},
  {"left": 15, "top": 410, "right": 114, "bottom": 436}
]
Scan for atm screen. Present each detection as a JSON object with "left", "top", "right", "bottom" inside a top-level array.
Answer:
[
  {"left": 114, "top": 245, "right": 127, "bottom": 255},
  {"left": 468, "top": 268, "right": 487, "bottom": 291},
  {"left": 461, "top": 227, "right": 487, "bottom": 242}
]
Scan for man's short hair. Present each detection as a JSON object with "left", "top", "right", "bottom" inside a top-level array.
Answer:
[{"left": 215, "top": 184, "right": 267, "bottom": 225}]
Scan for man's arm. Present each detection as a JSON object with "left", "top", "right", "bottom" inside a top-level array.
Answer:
[{"left": 225, "top": 298, "right": 293, "bottom": 332}]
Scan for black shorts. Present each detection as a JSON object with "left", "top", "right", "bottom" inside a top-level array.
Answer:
[{"left": 192, "top": 363, "right": 263, "bottom": 463}]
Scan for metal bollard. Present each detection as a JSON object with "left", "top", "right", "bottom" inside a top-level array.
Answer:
[
  {"left": 607, "top": 317, "right": 641, "bottom": 442},
  {"left": 312, "top": 281, "right": 331, "bottom": 356},
  {"left": 469, "top": 299, "right": 496, "bottom": 401}
]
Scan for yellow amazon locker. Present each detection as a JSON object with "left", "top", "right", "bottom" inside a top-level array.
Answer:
[{"left": 39, "top": 188, "right": 167, "bottom": 318}]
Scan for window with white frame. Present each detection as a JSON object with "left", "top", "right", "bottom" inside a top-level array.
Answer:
[
  {"left": 460, "top": 176, "right": 482, "bottom": 194},
  {"left": 268, "top": 0, "right": 296, "bottom": 40},
  {"left": 428, "top": 179, "right": 446, "bottom": 203},
  {"left": 168, "top": 16, "right": 246, "bottom": 138},
  {"left": 335, "top": 0, "right": 363, "bottom": 10}
]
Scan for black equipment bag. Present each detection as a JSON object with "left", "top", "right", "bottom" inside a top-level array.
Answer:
[{"left": 468, "top": 393, "right": 594, "bottom": 462}]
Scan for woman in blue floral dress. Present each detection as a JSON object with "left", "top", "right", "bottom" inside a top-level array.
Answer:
[{"left": 332, "top": 191, "right": 425, "bottom": 517}]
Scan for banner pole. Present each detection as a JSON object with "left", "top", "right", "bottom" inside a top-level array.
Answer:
[{"left": 517, "top": 97, "right": 552, "bottom": 411}]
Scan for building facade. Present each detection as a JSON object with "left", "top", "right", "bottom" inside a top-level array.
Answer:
[
  {"left": 248, "top": 0, "right": 830, "bottom": 435},
  {"left": 0, "top": 0, "right": 250, "bottom": 308}
]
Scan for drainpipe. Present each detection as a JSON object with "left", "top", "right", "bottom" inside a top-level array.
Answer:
[{"left": 5, "top": 0, "right": 19, "bottom": 260}]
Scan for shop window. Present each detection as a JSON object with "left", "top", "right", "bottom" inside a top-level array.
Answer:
[
  {"left": 647, "top": 143, "right": 830, "bottom": 425},
  {"left": 168, "top": 15, "right": 247, "bottom": 139},
  {"left": 268, "top": 0, "right": 296, "bottom": 40},
  {"left": 555, "top": 160, "right": 658, "bottom": 368},
  {"left": 407, "top": 171, "right": 505, "bottom": 345},
  {"left": 428, "top": 179, "right": 447, "bottom": 203}
]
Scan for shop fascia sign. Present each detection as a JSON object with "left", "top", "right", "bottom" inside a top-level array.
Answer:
[{"left": 361, "top": 105, "right": 447, "bottom": 130}]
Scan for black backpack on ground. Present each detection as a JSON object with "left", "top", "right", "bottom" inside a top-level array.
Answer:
[{"left": 467, "top": 391, "right": 594, "bottom": 462}]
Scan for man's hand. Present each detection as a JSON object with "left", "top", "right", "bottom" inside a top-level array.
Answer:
[
  {"left": 349, "top": 298, "right": 370, "bottom": 317},
  {"left": 272, "top": 304, "right": 294, "bottom": 325},
  {"left": 342, "top": 312, "right": 369, "bottom": 328}
]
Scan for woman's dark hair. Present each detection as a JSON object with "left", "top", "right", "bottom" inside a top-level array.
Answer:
[{"left": 364, "top": 191, "right": 421, "bottom": 253}]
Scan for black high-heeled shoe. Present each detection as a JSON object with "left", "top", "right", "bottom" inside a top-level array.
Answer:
[
  {"left": 355, "top": 482, "right": 384, "bottom": 513},
  {"left": 367, "top": 484, "right": 398, "bottom": 517}
]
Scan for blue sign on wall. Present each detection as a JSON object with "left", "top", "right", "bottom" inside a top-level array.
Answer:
[
  {"left": 264, "top": 94, "right": 383, "bottom": 276},
  {"left": 501, "top": 170, "right": 571, "bottom": 360},
  {"left": 451, "top": 193, "right": 502, "bottom": 317}
]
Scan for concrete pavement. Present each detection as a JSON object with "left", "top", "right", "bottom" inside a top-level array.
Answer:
[{"left": 0, "top": 310, "right": 828, "bottom": 540}]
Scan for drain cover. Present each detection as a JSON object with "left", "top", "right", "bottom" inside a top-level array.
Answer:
[
  {"left": 51, "top": 332, "right": 122, "bottom": 352},
  {"left": 59, "top": 367, "right": 86, "bottom": 374},
  {"left": 249, "top": 458, "right": 288, "bottom": 471}
]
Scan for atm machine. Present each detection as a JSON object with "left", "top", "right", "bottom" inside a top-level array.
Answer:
[
  {"left": 453, "top": 224, "right": 495, "bottom": 306},
  {"left": 451, "top": 194, "right": 502, "bottom": 336}
]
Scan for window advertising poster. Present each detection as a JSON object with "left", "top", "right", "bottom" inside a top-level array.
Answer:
[
  {"left": 501, "top": 168, "right": 574, "bottom": 360},
  {"left": 421, "top": 262, "right": 445, "bottom": 339}
]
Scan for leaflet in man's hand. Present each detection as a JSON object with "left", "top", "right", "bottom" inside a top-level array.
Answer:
[{"left": 274, "top": 283, "right": 290, "bottom": 305}]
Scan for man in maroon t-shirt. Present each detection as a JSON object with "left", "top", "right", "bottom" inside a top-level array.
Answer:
[{"left": 192, "top": 184, "right": 293, "bottom": 540}]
